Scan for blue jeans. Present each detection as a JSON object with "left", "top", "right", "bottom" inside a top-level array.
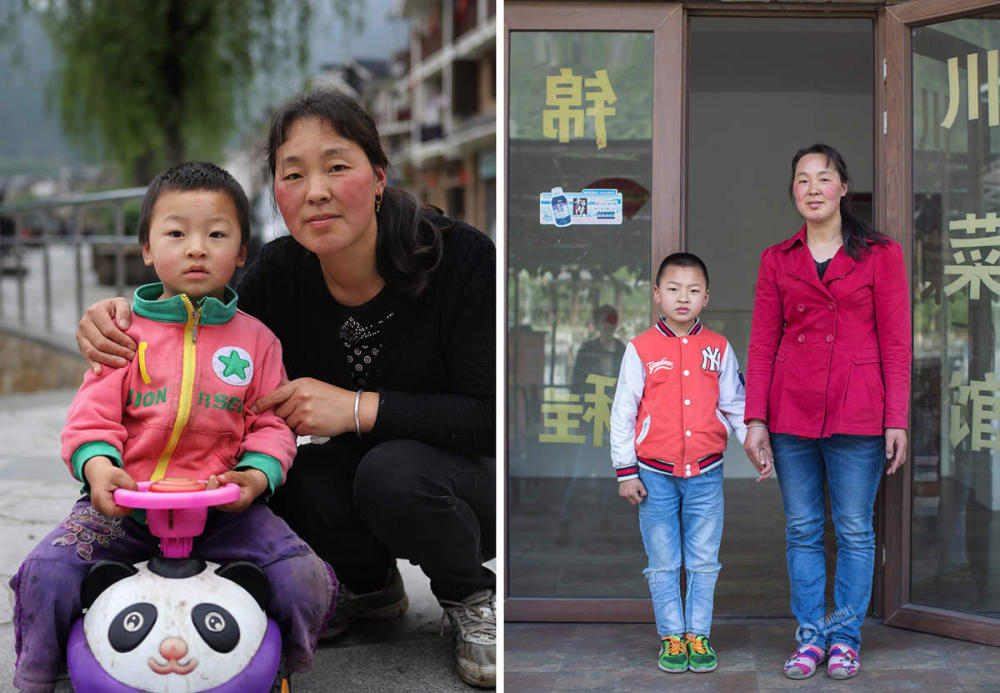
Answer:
[
  {"left": 638, "top": 466, "right": 724, "bottom": 637},
  {"left": 771, "top": 433, "right": 885, "bottom": 651}
]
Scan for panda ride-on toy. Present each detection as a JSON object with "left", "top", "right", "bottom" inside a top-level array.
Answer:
[{"left": 65, "top": 478, "right": 288, "bottom": 693}]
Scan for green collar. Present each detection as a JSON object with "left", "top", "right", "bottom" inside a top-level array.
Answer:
[{"left": 132, "top": 283, "right": 238, "bottom": 325}]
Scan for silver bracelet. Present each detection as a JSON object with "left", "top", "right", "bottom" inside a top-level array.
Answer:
[
  {"left": 747, "top": 423, "right": 769, "bottom": 429},
  {"left": 354, "top": 389, "right": 362, "bottom": 437}
]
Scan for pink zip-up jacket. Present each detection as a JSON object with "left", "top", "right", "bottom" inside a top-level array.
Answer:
[{"left": 61, "top": 284, "right": 296, "bottom": 494}]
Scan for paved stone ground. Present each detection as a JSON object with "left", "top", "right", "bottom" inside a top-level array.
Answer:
[
  {"left": 0, "top": 389, "right": 490, "bottom": 692},
  {"left": 506, "top": 621, "right": 1000, "bottom": 692}
]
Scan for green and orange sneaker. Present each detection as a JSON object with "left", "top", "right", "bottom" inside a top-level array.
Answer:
[
  {"left": 686, "top": 633, "right": 718, "bottom": 673},
  {"left": 658, "top": 634, "right": 688, "bottom": 673}
]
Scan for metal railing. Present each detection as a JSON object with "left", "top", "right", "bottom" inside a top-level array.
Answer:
[{"left": 0, "top": 187, "right": 146, "bottom": 333}]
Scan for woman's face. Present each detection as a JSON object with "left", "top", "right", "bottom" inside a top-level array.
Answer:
[
  {"left": 792, "top": 153, "right": 847, "bottom": 227},
  {"left": 272, "top": 116, "right": 386, "bottom": 259}
]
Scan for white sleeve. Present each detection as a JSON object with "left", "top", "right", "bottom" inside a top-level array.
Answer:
[
  {"left": 610, "top": 342, "right": 645, "bottom": 475},
  {"left": 717, "top": 340, "right": 748, "bottom": 445}
]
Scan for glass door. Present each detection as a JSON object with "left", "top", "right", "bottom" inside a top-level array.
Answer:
[
  {"left": 883, "top": 0, "right": 1000, "bottom": 646},
  {"left": 687, "top": 15, "right": 874, "bottom": 617},
  {"left": 505, "top": 4, "right": 682, "bottom": 621}
]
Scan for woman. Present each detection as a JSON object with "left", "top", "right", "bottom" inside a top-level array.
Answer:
[
  {"left": 76, "top": 89, "right": 496, "bottom": 688},
  {"left": 743, "top": 144, "right": 910, "bottom": 681}
]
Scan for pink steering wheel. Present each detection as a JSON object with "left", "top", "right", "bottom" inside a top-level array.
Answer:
[
  {"left": 114, "top": 479, "right": 240, "bottom": 558},
  {"left": 114, "top": 480, "right": 240, "bottom": 510}
]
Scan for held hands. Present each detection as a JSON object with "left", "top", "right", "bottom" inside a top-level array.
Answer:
[
  {"left": 618, "top": 478, "right": 647, "bottom": 506},
  {"left": 743, "top": 423, "right": 775, "bottom": 482},
  {"left": 251, "top": 377, "right": 377, "bottom": 438},
  {"left": 885, "top": 427, "right": 908, "bottom": 475},
  {"left": 205, "top": 469, "right": 269, "bottom": 512},
  {"left": 83, "top": 456, "right": 138, "bottom": 518},
  {"left": 78, "top": 298, "right": 136, "bottom": 374}
]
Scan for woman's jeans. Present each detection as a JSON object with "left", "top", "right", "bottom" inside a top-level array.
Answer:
[
  {"left": 638, "top": 466, "right": 724, "bottom": 637},
  {"left": 771, "top": 433, "right": 885, "bottom": 651}
]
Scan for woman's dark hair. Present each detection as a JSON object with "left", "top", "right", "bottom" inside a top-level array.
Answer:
[
  {"left": 266, "top": 88, "right": 445, "bottom": 297},
  {"left": 789, "top": 143, "right": 889, "bottom": 260}
]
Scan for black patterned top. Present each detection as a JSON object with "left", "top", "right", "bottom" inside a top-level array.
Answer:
[{"left": 236, "top": 213, "right": 495, "bottom": 456}]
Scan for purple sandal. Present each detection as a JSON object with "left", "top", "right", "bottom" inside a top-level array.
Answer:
[{"left": 783, "top": 644, "right": 826, "bottom": 679}]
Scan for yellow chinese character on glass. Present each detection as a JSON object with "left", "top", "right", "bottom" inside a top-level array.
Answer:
[
  {"left": 941, "top": 50, "right": 1000, "bottom": 129},
  {"left": 539, "top": 387, "right": 586, "bottom": 444},
  {"left": 585, "top": 69, "right": 617, "bottom": 150},
  {"left": 950, "top": 371, "right": 1000, "bottom": 451},
  {"left": 581, "top": 374, "right": 617, "bottom": 447},
  {"left": 948, "top": 370, "right": 971, "bottom": 447},
  {"left": 944, "top": 212, "right": 1000, "bottom": 299},
  {"left": 543, "top": 68, "right": 585, "bottom": 144},
  {"left": 543, "top": 67, "right": 618, "bottom": 149}
]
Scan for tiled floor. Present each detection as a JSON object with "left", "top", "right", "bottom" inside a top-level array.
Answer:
[
  {"left": 504, "top": 620, "right": 1000, "bottom": 692},
  {"left": 508, "top": 476, "right": 833, "bottom": 614}
]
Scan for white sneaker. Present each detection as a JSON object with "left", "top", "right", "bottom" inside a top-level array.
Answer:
[{"left": 440, "top": 589, "right": 496, "bottom": 688}]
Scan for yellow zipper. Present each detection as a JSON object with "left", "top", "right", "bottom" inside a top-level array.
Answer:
[{"left": 150, "top": 294, "right": 200, "bottom": 481}]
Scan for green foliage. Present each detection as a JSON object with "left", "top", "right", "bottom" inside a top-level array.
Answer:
[{"left": 26, "top": 0, "right": 359, "bottom": 184}]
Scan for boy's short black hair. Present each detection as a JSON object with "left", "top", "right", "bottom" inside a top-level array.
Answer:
[
  {"left": 655, "top": 252, "right": 710, "bottom": 288},
  {"left": 137, "top": 161, "right": 250, "bottom": 246}
]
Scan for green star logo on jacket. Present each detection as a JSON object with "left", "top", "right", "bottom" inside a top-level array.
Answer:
[{"left": 213, "top": 347, "right": 254, "bottom": 386}]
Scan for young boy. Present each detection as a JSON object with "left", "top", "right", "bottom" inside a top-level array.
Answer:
[
  {"left": 609, "top": 252, "right": 772, "bottom": 674},
  {"left": 10, "top": 162, "right": 335, "bottom": 693}
]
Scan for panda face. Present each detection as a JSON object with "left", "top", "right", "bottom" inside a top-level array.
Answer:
[{"left": 82, "top": 561, "right": 268, "bottom": 692}]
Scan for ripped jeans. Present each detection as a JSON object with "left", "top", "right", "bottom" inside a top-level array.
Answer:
[{"left": 638, "top": 466, "right": 724, "bottom": 637}]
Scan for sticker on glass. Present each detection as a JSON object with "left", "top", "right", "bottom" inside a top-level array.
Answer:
[{"left": 539, "top": 188, "right": 624, "bottom": 226}]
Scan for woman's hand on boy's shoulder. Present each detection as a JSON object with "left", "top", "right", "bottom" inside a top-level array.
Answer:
[
  {"left": 618, "top": 478, "right": 647, "bottom": 506},
  {"left": 206, "top": 469, "right": 269, "bottom": 512},
  {"left": 78, "top": 297, "right": 137, "bottom": 374}
]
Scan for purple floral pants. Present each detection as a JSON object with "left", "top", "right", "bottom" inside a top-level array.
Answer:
[{"left": 10, "top": 499, "right": 336, "bottom": 693}]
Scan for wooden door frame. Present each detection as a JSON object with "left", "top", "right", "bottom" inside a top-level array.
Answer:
[
  {"left": 504, "top": 0, "right": 887, "bottom": 625},
  {"left": 505, "top": 3, "right": 1000, "bottom": 639},
  {"left": 879, "top": 0, "right": 1000, "bottom": 647}
]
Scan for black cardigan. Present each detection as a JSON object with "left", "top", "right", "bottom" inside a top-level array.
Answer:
[{"left": 236, "top": 216, "right": 495, "bottom": 457}]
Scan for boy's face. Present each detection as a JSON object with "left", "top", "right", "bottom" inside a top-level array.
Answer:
[
  {"left": 142, "top": 189, "right": 247, "bottom": 302},
  {"left": 654, "top": 265, "right": 710, "bottom": 335}
]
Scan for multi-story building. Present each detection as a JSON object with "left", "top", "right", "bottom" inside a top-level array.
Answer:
[{"left": 370, "top": 0, "right": 496, "bottom": 237}]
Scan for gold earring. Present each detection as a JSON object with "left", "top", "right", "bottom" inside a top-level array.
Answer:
[{"left": 375, "top": 192, "right": 382, "bottom": 214}]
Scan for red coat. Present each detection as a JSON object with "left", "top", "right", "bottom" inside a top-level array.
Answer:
[{"left": 745, "top": 225, "right": 911, "bottom": 437}]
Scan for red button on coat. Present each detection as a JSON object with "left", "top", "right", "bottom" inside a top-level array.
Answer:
[
  {"left": 797, "top": 303, "right": 805, "bottom": 312},
  {"left": 797, "top": 334, "right": 806, "bottom": 343},
  {"left": 826, "top": 334, "right": 834, "bottom": 343}
]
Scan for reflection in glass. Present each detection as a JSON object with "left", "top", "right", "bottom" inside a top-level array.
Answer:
[
  {"left": 507, "top": 31, "right": 653, "bottom": 597},
  {"left": 911, "top": 17, "right": 1000, "bottom": 618}
]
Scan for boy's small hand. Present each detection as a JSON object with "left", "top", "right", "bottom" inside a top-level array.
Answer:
[
  {"left": 83, "top": 456, "right": 138, "bottom": 518},
  {"left": 618, "top": 478, "right": 647, "bottom": 506},
  {"left": 206, "top": 469, "right": 269, "bottom": 512},
  {"left": 752, "top": 454, "right": 775, "bottom": 482}
]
